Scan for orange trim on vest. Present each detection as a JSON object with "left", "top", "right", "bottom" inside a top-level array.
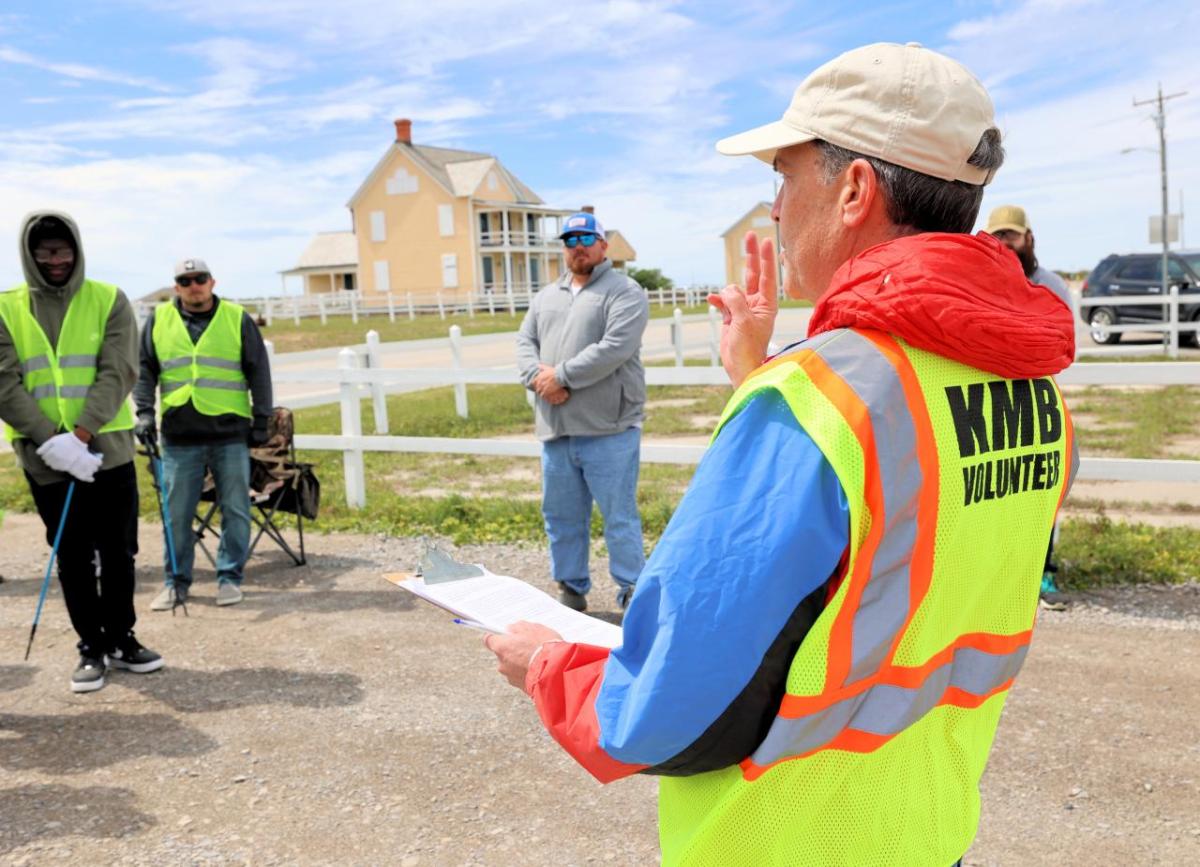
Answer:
[
  {"left": 777, "top": 629, "right": 1033, "bottom": 718},
  {"left": 1055, "top": 404, "right": 1074, "bottom": 515},
  {"left": 858, "top": 331, "right": 942, "bottom": 675},
  {"left": 798, "top": 351, "right": 887, "bottom": 692},
  {"left": 740, "top": 676, "right": 1018, "bottom": 782}
]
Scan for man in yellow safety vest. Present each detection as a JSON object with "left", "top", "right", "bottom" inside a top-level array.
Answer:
[
  {"left": 134, "top": 258, "right": 273, "bottom": 610},
  {"left": 485, "top": 43, "right": 1077, "bottom": 865},
  {"left": 0, "top": 211, "right": 163, "bottom": 693}
]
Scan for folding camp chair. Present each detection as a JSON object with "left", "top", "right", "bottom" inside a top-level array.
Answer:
[{"left": 192, "top": 407, "right": 318, "bottom": 568}]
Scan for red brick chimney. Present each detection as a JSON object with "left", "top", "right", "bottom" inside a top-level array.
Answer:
[
  {"left": 394, "top": 118, "right": 412, "bottom": 144},
  {"left": 581, "top": 205, "right": 595, "bottom": 214}
]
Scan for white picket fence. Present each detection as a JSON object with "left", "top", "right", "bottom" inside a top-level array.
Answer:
[
  {"left": 274, "top": 331, "right": 1200, "bottom": 508},
  {"left": 138, "top": 285, "right": 721, "bottom": 331}
]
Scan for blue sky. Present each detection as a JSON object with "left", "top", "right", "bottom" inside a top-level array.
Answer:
[{"left": 1, "top": 0, "right": 1198, "bottom": 299}]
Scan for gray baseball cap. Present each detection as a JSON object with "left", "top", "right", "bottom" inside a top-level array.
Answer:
[{"left": 174, "top": 257, "right": 211, "bottom": 277}]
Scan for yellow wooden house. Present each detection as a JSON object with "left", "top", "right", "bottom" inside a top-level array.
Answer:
[
  {"left": 722, "top": 202, "right": 777, "bottom": 286},
  {"left": 343, "top": 119, "right": 577, "bottom": 304}
]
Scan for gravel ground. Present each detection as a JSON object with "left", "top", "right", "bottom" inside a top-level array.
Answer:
[{"left": 1, "top": 512, "right": 1198, "bottom": 866}]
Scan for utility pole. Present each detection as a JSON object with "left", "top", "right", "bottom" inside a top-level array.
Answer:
[{"left": 1133, "top": 83, "right": 1187, "bottom": 354}]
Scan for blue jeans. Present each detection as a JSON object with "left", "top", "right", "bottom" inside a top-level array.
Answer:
[
  {"left": 161, "top": 440, "right": 251, "bottom": 588},
  {"left": 541, "top": 427, "right": 645, "bottom": 599}
]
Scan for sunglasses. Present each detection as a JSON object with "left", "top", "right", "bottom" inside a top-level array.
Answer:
[
  {"left": 563, "top": 233, "right": 599, "bottom": 249},
  {"left": 176, "top": 274, "right": 210, "bottom": 287}
]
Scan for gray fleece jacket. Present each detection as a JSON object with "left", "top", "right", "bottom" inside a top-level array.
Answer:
[
  {"left": 0, "top": 211, "right": 138, "bottom": 484},
  {"left": 516, "top": 259, "right": 649, "bottom": 441}
]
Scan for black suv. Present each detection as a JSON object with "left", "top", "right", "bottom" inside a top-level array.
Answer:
[{"left": 1080, "top": 251, "right": 1200, "bottom": 346}]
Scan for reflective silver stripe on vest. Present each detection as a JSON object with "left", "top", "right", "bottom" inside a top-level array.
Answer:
[
  {"left": 161, "top": 380, "right": 187, "bottom": 394},
  {"left": 814, "top": 330, "right": 926, "bottom": 684},
  {"left": 58, "top": 354, "right": 97, "bottom": 368},
  {"left": 32, "top": 384, "right": 92, "bottom": 399},
  {"left": 194, "top": 377, "right": 245, "bottom": 391},
  {"left": 750, "top": 644, "right": 1028, "bottom": 764},
  {"left": 20, "top": 355, "right": 50, "bottom": 374},
  {"left": 195, "top": 356, "right": 242, "bottom": 372},
  {"left": 161, "top": 357, "right": 193, "bottom": 372}
]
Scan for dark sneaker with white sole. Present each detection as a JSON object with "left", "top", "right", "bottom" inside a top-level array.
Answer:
[
  {"left": 617, "top": 585, "right": 635, "bottom": 611},
  {"left": 106, "top": 637, "right": 164, "bottom": 674},
  {"left": 558, "top": 584, "right": 587, "bottom": 612},
  {"left": 72, "top": 653, "right": 106, "bottom": 693}
]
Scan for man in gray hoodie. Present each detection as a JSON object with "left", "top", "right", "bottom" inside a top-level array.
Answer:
[
  {"left": 516, "top": 211, "right": 649, "bottom": 612},
  {"left": 0, "top": 212, "right": 163, "bottom": 693}
]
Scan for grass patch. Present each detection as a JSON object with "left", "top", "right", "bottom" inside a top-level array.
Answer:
[
  {"left": 1058, "top": 512, "right": 1200, "bottom": 587},
  {"left": 1068, "top": 385, "right": 1200, "bottom": 458}
]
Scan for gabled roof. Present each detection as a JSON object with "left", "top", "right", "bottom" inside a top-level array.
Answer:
[
  {"left": 347, "top": 141, "right": 543, "bottom": 207},
  {"left": 282, "top": 231, "right": 358, "bottom": 274},
  {"left": 721, "top": 201, "right": 773, "bottom": 238}
]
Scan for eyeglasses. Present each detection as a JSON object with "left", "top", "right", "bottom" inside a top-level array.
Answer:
[
  {"left": 563, "top": 234, "right": 599, "bottom": 249},
  {"left": 33, "top": 248, "right": 75, "bottom": 264},
  {"left": 176, "top": 274, "right": 210, "bottom": 287}
]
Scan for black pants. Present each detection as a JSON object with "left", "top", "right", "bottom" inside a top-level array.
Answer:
[{"left": 27, "top": 461, "right": 139, "bottom": 654}]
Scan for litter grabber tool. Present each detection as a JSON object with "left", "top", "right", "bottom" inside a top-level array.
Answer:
[
  {"left": 24, "top": 480, "right": 75, "bottom": 660},
  {"left": 137, "top": 429, "right": 188, "bottom": 616}
]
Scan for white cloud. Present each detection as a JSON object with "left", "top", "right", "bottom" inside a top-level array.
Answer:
[
  {"left": 0, "top": 45, "right": 169, "bottom": 91},
  {"left": 0, "top": 149, "right": 375, "bottom": 298}
]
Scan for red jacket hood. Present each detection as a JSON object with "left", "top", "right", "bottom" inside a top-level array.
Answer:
[{"left": 808, "top": 232, "right": 1075, "bottom": 378}]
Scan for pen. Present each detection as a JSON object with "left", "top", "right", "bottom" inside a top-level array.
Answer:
[{"left": 453, "top": 618, "right": 502, "bottom": 634}]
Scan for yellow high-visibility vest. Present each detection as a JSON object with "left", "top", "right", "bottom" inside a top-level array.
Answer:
[
  {"left": 659, "top": 328, "right": 1075, "bottom": 866},
  {"left": 0, "top": 280, "right": 134, "bottom": 441},
  {"left": 152, "top": 299, "right": 250, "bottom": 418}
]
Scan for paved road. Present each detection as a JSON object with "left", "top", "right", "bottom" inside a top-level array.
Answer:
[{"left": 270, "top": 308, "right": 819, "bottom": 409}]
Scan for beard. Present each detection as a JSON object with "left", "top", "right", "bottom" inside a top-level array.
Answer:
[
  {"left": 568, "top": 258, "right": 596, "bottom": 277},
  {"left": 1014, "top": 243, "right": 1037, "bottom": 279}
]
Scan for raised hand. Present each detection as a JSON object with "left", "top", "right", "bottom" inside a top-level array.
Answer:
[{"left": 707, "top": 231, "right": 779, "bottom": 388}]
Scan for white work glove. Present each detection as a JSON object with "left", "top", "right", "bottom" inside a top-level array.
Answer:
[
  {"left": 36, "top": 432, "right": 103, "bottom": 482},
  {"left": 37, "top": 432, "right": 90, "bottom": 472},
  {"left": 66, "top": 448, "right": 103, "bottom": 483}
]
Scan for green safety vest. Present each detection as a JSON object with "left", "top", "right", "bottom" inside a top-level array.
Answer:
[
  {"left": 152, "top": 299, "right": 251, "bottom": 418},
  {"left": 0, "top": 280, "right": 135, "bottom": 441},
  {"left": 658, "top": 328, "right": 1075, "bottom": 866}
]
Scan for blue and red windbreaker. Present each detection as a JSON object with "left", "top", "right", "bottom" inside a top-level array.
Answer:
[{"left": 523, "top": 232, "right": 1075, "bottom": 782}]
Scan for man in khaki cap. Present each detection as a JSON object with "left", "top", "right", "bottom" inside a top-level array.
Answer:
[
  {"left": 485, "top": 43, "right": 1076, "bottom": 865},
  {"left": 986, "top": 204, "right": 1073, "bottom": 311},
  {"left": 985, "top": 204, "right": 1074, "bottom": 610}
]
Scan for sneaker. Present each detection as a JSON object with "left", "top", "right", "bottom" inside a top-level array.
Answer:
[
  {"left": 1039, "top": 592, "right": 1069, "bottom": 612},
  {"left": 617, "top": 585, "right": 635, "bottom": 611},
  {"left": 558, "top": 584, "right": 587, "bottom": 612},
  {"left": 106, "top": 637, "right": 164, "bottom": 674},
  {"left": 216, "top": 581, "right": 244, "bottom": 607},
  {"left": 150, "top": 584, "right": 188, "bottom": 612},
  {"left": 71, "top": 653, "right": 106, "bottom": 693},
  {"left": 1040, "top": 571, "right": 1060, "bottom": 595}
]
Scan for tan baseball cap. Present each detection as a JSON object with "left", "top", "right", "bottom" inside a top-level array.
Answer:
[
  {"left": 716, "top": 42, "right": 997, "bottom": 185},
  {"left": 985, "top": 205, "right": 1030, "bottom": 235}
]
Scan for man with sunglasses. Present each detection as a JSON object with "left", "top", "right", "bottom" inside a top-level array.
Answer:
[
  {"left": 0, "top": 211, "right": 162, "bottom": 692},
  {"left": 516, "top": 211, "right": 649, "bottom": 613},
  {"left": 134, "top": 258, "right": 273, "bottom": 609}
]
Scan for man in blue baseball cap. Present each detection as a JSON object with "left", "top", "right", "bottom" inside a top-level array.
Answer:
[{"left": 516, "top": 209, "right": 649, "bottom": 614}]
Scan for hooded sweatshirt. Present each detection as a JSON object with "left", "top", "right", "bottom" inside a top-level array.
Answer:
[
  {"left": 510, "top": 231, "right": 1077, "bottom": 783},
  {"left": 0, "top": 210, "right": 138, "bottom": 484}
]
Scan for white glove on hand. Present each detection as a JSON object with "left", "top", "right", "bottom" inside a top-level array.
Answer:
[
  {"left": 36, "top": 432, "right": 90, "bottom": 473},
  {"left": 66, "top": 448, "right": 103, "bottom": 483}
]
